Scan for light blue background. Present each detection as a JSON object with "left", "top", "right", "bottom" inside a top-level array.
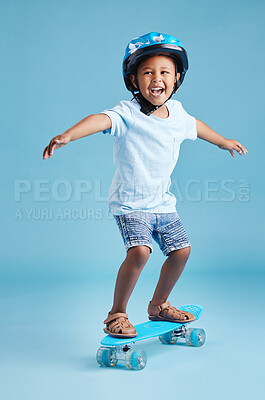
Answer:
[{"left": 0, "top": 0, "right": 264, "bottom": 399}]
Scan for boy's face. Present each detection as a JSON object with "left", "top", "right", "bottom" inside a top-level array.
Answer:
[{"left": 130, "top": 55, "right": 180, "bottom": 106}]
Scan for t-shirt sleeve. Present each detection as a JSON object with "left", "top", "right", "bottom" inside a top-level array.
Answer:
[
  {"left": 181, "top": 104, "right": 197, "bottom": 141},
  {"left": 100, "top": 101, "right": 134, "bottom": 138}
]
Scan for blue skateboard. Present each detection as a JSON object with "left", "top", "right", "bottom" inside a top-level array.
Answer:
[{"left": 97, "top": 304, "right": 205, "bottom": 370}]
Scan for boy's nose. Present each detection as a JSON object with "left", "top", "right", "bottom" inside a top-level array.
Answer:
[{"left": 152, "top": 76, "right": 162, "bottom": 83}]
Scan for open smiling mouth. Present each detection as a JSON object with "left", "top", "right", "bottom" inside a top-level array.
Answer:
[{"left": 150, "top": 87, "right": 164, "bottom": 97}]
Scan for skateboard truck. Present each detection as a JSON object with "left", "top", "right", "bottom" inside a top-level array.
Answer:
[
  {"left": 97, "top": 344, "right": 147, "bottom": 370},
  {"left": 159, "top": 325, "right": 186, "bottom": 344},
  {"left": 159, "top": 325, "right": 205, "bottom": 346},
  {"left": 122, "top": 344, "right": 131, "bottom": 352}
]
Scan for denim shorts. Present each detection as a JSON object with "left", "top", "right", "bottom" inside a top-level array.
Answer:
[{"left": 114, "top": 211, "right": 191, "bottom": 256}]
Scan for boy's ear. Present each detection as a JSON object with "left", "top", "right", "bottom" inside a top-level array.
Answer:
[
  {"left": 130, "top": 74, "right": 138, "bottom": 89},
  {"left": 176, "top": 72, "right": 180, "bottom": 82}
]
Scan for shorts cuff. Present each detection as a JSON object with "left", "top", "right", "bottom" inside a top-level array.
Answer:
[
  {"left": 126, "top": 241, "right": 153, "bottom": 254},
  {"left": 164, "top": 243, "right": 191, "bottom": 256}
]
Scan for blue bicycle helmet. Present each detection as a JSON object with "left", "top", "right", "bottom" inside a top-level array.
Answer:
[{"left": 123, "top": 32, "right": 189, "bottom": 115}]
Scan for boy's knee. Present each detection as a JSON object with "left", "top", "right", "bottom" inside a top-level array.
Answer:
[
  {"left": 127, "top": 245, "right": 151, "bottom": 266},
  {"left": 182, "top": 246, "right": 191, "bottom": 258},
  {"left": 168, "top": 246, "right": 191, "bottom": 262}
]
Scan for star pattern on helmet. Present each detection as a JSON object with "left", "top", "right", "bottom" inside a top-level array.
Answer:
[
  {"left": 128, "top": 42, "right": 144, "bottom": 54},
  {"left": 153, "top": 34, "right": 165, "bottom": 42},
  {"left": 128, "top": 39, "right": 151, "bottom": 54}
]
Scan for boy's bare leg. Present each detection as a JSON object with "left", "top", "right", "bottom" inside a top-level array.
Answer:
[
  {"left": 109, "top": 245, "right": 150, "bottom": 314},
  {"left": 150, "top": 247, "right": 191, "bottom": 306}
]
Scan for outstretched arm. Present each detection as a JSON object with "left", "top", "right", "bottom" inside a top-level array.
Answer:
[
  {"left": 43, "top": 113, "right": 111, "bottom": 159},
  {"left": 196, "top": 118, "right": 248, "bottom": 157}
]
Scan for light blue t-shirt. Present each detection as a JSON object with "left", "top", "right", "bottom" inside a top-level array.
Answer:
[{"left": 101, "top": 98, "right": 197, "bottom": 215}]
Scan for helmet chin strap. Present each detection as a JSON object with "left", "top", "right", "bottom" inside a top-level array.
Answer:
[{"left": 131, "top": 75, "right": 175, "bottom": 116}]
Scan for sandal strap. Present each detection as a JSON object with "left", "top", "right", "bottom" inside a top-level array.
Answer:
[
  {"left": 148, "top": 301, "right": 194, "bottom": 320},
  {"left": 164, "top": 306, "right": 193, "bottom": 320},
  {"left": 104, "top": 312, "right": 128, "bottom": 325},
  {"left": 104, "top": 312, "right": 136, "bottom": 335},
  {"left": 158, "top": 301, "right": 171, "bottom": 312}
]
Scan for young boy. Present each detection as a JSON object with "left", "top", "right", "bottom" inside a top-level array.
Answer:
[{"left": 43, "top": 32, "right": 247, "bottom": 338}]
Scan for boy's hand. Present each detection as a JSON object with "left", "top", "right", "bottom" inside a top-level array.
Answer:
[
  {"left": 218, "top": 139, "right": 248, "bottom": 158},
  {"left": 43, "top": 133, "right": 70, "bottom": 160}
]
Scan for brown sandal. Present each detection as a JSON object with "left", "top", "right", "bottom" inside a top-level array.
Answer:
[
  {"left": 148, "top": 301, "right": 196, "bottom": 323},
  {"left": 104, "top": 312, "right": 138, "bottom": 338}
]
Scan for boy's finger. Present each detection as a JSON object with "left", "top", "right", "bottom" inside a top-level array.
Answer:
[
  {"left": 47, "top": 144, "right": 53, "bottom": 157},
  {"left": 238, "top": 145, "right": 247, "bottom": 155},
  {"left": 50, "top": 139, "right": 60, "bottom": 156},
  {"left": 233, "top": 144, "right": 241, "bottom": 154},
  {"left": 242, "top": 146, "right": 248, "bottom": 154},
  {"left": 50, "top": 143, "right": 56, "bottom": 156},
  {"left": 49, "top": 143, "right": 55, "bottom": 157},
  {"left": 237, "top": 142, "right": 248, "bottom": 155},
  {"left": 43, "top": 146, "right": 49, "bottom": 159},
  {"left": 48, "top": 140, "right": 56, "bottom": 157}
]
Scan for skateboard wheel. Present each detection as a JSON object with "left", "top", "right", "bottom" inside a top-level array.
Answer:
[
  {"left": 125, "top": 350, "right": 147, "bottom": 370},
  {"left": 185, "top": 328, "right": 206, "bottom": 347},
  {"left": 159, "top": 331, "right": 178, "bottom": 344},
  {"left": 96, "top": 346, "right": 118, "bottom": 367}
]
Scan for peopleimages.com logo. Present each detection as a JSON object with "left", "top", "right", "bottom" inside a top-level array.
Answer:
[{"left": 14, "top": 178, "right": 250, "bottom": 221}]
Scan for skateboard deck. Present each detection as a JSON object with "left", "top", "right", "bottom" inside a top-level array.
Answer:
[
  {"left": 97, "top": 304, "right": 205, "bottom": 370},
  {"left": 101, "top": 304, "right": 203, "bottom": 346}
]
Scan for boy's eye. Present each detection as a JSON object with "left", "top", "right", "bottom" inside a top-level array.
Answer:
[{"left": 143, "top": 71, "right": 170, "bottom": 75}]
